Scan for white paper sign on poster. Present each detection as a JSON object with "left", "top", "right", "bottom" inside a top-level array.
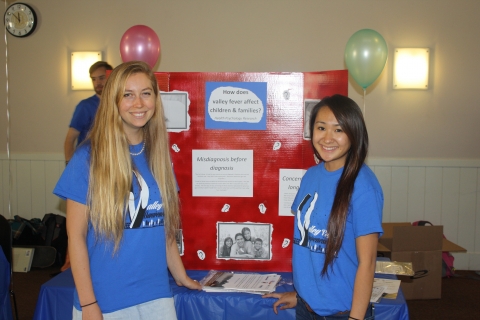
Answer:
[
  {"left": 205, "top": 82, "right": 267, "bottom": 130},
  {"left": 161, "top": 90, "right": 190, "bottom": 132},
  {"left": 192, "top": 150, "right": 253, "bottom": 197},
  {"left": 278, "top": 169, "right": 306, "bottom": 216}
]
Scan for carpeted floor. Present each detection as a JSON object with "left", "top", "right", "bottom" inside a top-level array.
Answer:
[
  {"left": 8, "top": 267, "right": 480, "bottom": 320},
  {"left": 10, "top": 265, "right": 60, "bottom": 320},
  {"left": 406, "top": 270, "right": 480, "bottom": 320}
]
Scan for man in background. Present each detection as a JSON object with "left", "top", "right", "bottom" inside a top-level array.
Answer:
[
  {"left": 64, "top": 61, "right": 113, "bottom": 164},
  {"left": 60, "top": 61, "right": 112, "bottom": 272}
]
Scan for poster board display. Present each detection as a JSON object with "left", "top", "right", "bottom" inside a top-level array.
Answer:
[{"left": 157, "top": 71, "right": 347, "bottom": 272}]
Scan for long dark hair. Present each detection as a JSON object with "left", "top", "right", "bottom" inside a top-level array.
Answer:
[
  {"left": 309, "top": 94, "right": 368, "bottom": 276},
  {"left": 222, "top": 237, "right": 233, "bottom": 256}
]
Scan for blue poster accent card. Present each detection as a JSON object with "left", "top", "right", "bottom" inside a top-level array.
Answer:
[{"left": 205, "top": 82, "right": 267, "bottom": 130}]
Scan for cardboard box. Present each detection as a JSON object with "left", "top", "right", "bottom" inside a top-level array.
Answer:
[
  {"left": 377, "top": 222, "right": 466, "bottom": 300},
  {"left": 12, "top": 247, "right": 35, "bottom": 272}
]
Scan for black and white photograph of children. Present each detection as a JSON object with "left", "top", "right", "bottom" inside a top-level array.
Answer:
[
  {"left": 217, "top": 222, "right": 272, "bottom": 260},
  {"left": 175, "top": 229, "right": 184, "bottom": 256},
  {"left": 161, "top": 91, "right": 190, "bottom": 131},
  {"left": 303, "top": 99, "right": 321, "bottom": 139}
]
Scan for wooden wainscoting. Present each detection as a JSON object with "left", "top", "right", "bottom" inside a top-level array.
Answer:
[
  {"left": 1, "top": 153, "right": 66, "bottom": 220},
  {"left": 1, "top": 154, "right": 479, "bottom": 269},
  {"left": 368, "top": 158, "right": 480, "bottom": 270}
]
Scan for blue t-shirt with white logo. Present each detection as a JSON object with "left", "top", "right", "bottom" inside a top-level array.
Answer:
[
  {"left": 291, "top": 163, "right": 383, "bottom": 315},
  {"left": 54, "top": 142, "right": 172, "bottom": 313}
]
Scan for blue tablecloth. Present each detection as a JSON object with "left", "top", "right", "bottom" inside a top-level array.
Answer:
[
  {"left": 34, "top": 267, "right": 409, "bottom": 320},
  {"left": 0, "top": 250, "right": 13, "bottom": 320}
]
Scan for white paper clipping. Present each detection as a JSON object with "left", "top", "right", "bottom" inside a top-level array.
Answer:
[
  {"left": 278, "top": 169, "right": 306, "bottom": 216},
  {"left": 258, "top": 203, "right": 267, "bottom": 214}
]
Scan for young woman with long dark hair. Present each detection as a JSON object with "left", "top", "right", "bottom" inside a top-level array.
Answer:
[{"left": 265, "top": 94, "right": 383, "bottom": 320}]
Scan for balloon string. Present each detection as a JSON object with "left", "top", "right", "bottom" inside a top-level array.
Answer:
[
  {"left": 4, "top": 0, "right": 12, "bottom": 219},
  {"left": 363, "top": 88, "right": 366, "bottom": 119}
]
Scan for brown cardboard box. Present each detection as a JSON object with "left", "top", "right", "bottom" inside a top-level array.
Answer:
[{"left": 377, "top": 222, "right": 466, "bottom": 300}]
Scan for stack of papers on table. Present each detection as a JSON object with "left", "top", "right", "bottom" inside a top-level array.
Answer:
[
  {"left": 370, "top": 278, "right": 402, "bottom": 303},
  {"left": 199, "top": 270, "right": 281, "bottom": 295}
]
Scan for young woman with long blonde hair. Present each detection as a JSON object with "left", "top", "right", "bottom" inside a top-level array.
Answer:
[{"left": 54, "top": 61, "right": 200, "bottom": 320}]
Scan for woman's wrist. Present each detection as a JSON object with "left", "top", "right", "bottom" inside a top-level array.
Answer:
[{"left": 80, "top": 300, "right": 97, "bottom": 308}]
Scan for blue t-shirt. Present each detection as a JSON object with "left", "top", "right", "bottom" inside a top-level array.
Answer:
[
  {"left": 53, "top": 142, "right": 172, "bottom": 313},
  {"left": 291, "top": 163, "right": 383, "bottom": 316},
  {"left": 69, "top": 95, "right": 100, "bottom": 145}
]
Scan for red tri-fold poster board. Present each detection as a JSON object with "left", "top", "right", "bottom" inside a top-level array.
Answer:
[{"left": 156, "top": 70, "right": 348, "bottom": 272}]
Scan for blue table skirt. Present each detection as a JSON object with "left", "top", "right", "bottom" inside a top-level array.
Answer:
[
  {"left": 34, "top": 269, "right": 409, "bottom": 320},
  {"left": 0, "top": 250, "right": 13, "bottom": 320}
]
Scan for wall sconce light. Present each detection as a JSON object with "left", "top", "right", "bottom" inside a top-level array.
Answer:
[
  {"left": 393, "top": 48, "right": 429, "bottom": 89},
  {"left": 71, "top": 51, "right": 102, "bottom": 90}
]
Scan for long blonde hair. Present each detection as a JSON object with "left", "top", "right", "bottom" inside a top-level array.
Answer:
[{"left": 87, "top": 61, "right": 179, "bottom": 251}]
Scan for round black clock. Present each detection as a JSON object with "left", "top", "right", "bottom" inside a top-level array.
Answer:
[{"left": 4, "top": 3, "right": 38, "bottom": 38}]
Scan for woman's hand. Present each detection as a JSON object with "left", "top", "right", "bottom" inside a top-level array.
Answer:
[
  {"left": 175, "top": 277, "right": 202, "bottom": 290},
  {"left": 262, "top": 291, "right": 297, "bottom": 314},
  {"left": 166, "top": 238, "right": 202, "bottom": 291},
  {"left": 350, "top": 233, "right": 378, "bottom": 319}
]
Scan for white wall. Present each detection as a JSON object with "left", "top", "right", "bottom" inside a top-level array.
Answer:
[{"left": 0, "top": 0, "right": 479, "bottom": 158}]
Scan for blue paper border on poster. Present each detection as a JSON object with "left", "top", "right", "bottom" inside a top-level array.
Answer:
[{"left": 205, "top": 82, "right": 267, "bottom": 130}]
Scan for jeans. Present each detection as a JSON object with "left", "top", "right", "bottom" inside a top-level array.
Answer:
[{"left": 296, "top": 295, "right": 374, "bottom": 320}]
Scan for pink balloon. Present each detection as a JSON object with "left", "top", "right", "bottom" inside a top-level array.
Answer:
[{"left": 120, "top": 25, "right": 161, "bottom": 68}]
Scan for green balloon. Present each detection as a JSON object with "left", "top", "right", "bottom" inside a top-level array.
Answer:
[{"left": 345, "top": 29, "right": 388, "bottom": 89}]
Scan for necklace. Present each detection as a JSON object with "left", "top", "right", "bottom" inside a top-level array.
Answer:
[{"left": 130, "top": 141, "right": 145, "bottom": 156}]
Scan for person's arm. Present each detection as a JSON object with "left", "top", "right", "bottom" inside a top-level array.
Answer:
[
  {"left": 64, "top": 128, "right": 80, "bottom": 162},
  {"left": 229, "top": 244, "right": 240, "bottom": 257},
  {"left": 166, "top": 236, "right": 202, "bottom": 290},
  {"left": 66, "top": 199, "right": 102, "bottom": 320},
  {"left": 350, "top": 233, "right": 378, "bottom": 319},
  {"left": 230, "top": 244, "right": 254, "bottom": 258},
  {"left": 262, "top": 291, "right": 297, "bottom": 314}
]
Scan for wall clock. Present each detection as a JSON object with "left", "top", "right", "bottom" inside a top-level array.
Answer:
[{"left": 4, "top": 2, "right": 37, "bottom": 37}]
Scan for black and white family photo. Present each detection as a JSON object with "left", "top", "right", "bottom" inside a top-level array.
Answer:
[
  {"left": 303, "top": 99, "right": 320, "bottom": 139},
  {"left": 216, "top": 222, "right": 272, "bottom": 260},
  {"left": 176, "top": 229, "right": 184, "bottom": 256}
]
